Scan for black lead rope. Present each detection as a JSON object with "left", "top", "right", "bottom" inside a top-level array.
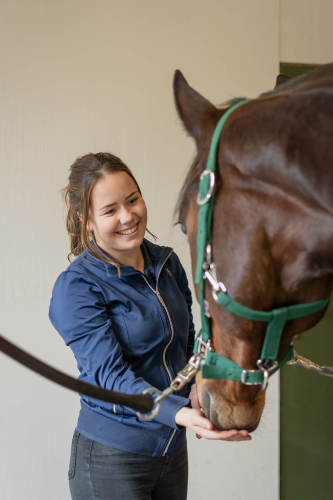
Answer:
[{"left": 0, "top": 334, "right": 154, "bottom": 414}]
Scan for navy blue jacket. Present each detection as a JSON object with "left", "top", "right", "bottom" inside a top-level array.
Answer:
[{"left": 49, "top": 239, "right": 195, "bottom": 457}]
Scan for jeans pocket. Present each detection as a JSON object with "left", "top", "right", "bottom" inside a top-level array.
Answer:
[{"left": 68, "top": 430, "right": 80, "bottom": 480}]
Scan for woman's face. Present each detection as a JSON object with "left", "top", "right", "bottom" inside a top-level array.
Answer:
[{"left": 88, "top": 171, "right": 147, "bottom": 259}]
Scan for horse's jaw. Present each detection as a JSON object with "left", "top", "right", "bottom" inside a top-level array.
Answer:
[{"left": 197, "top": 374, "right": 266, "bottom": 432}]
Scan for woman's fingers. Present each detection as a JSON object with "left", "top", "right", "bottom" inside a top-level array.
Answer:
[
  {"left": 191, "top": 414, "right": 214, "bottom": 430},
  {"left": 192, "top": 425, "right": 251, "bottom": 441}
]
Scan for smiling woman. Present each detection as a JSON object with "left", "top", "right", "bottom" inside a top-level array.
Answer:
[
  {"left": 62, "top": 152, "right": 156, "bottom": 275},
  {"left": 87, "top": 171, "right": 148, "bottom": 270},
  {"left": 49, "top": 152, "right": 250, "bottom": 500}
]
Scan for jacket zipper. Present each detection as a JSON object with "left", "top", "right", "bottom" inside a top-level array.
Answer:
[
  {"left": 163, "top": 428, "right": 177, "bottom": 455},
  {"left": 141, "top": 250, "right": 174, "bottom": 382},
  {"left": 141, "top": 250, "right": 177, "bottom": 455}
]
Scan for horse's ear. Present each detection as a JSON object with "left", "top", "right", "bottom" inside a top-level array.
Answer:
[
  {"left": 173, "top": 70, "right": 219, "bottom": 148},
  {"left": 275, "top": 74, "right": 291, "bottom": 88}
]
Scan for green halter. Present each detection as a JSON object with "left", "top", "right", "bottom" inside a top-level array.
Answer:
[{"left": 193, "top": 99, "right": 331, "bottom": 388}]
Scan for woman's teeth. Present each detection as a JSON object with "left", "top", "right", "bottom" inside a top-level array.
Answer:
[{"left": 118, "top": 223, "right": 138, "bottom": 235}]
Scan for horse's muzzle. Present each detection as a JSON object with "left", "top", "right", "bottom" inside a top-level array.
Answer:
[{"left": 200, "top": 382, "right": 265, "bottom": 433}]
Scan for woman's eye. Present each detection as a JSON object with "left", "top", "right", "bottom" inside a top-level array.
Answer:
[
  {"left": 180, "top": 223, "right": 187, "bottom": 234},
  {"left": 106, "top": 209, "right": 116, "bottom": 215},
  {"left": 129, "top": 197, "right": 138, "bottom": 204}
]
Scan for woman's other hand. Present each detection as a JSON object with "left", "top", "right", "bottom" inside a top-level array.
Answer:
[{"left": 175, "top": 407, "right": 252, "bottom": 442}]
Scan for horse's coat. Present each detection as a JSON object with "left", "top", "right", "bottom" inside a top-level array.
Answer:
[{"left": 174, "top": 64, "right": 333, "bottom": 431}]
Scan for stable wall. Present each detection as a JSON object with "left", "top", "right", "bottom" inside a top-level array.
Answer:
[
  {"left": 280, "top": 0, "right": 333, "bottom": 64},
  {"left": 0, "top": 1, "right": 280, "bottom": 499}
]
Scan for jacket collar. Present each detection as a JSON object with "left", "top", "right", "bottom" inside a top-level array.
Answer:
[{"left": 82, "top": 238, "right": 173, "bottom": 279}]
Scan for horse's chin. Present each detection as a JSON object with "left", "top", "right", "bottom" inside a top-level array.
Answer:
[{"left": 200, "top": 383, "right": 266, "bottom": 433}]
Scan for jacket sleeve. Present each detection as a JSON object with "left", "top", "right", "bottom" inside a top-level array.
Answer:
[{"left": 49, "top": 269, "right": 189, "bottom": 428}]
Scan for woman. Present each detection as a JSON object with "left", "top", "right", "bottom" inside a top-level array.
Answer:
[{"left": 49, "top": 152, "right": 250, "bottom": 500}]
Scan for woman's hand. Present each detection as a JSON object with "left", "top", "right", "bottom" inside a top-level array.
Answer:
[{"left": 175, "top": 407, "right": 252, "bottom": 441}]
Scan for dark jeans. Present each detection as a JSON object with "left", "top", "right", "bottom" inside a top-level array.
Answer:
[{"left": 68, "top": 430, "right": 188, "bottom": 500}]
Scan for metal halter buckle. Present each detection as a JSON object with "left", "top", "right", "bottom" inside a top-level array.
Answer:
[
  {"left": 203, "top": 267, "right": 227, "bottom": 299},
  {"left": 195, "top": 333, "right": 213, "bottom": 361},
  {"left": 241, "top": 369, "right": 261, "bottom": 386},
  {"left": 196, "top": 170, "right": 215, "bottom": 206},
  {"left": 241, "top": 360, "right": 278, "bottom": 389},
  {"left": 202, "top": 244, "right": 227, "bottom": 301}
]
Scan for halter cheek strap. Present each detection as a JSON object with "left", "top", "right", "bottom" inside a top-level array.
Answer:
[{"left": 193, "top": 99, "right": 331, "bottom": 389}]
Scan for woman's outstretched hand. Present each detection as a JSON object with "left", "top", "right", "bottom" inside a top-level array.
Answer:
[{"left": 175, "top": 407, "right": 252, "bottom": 441}]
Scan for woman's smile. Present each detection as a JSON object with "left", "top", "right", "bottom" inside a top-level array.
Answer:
[{"left": 116, "top": 222, "right": 139, "bottom": 236}]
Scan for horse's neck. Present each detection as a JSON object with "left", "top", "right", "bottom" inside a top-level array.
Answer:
[{"left": 263, "top": 63, "right": 333, "bottom": 98}]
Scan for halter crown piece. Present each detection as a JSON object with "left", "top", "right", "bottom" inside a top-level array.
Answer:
[{"left": 193, "top": 99, "right": 331, "bottom": 390}]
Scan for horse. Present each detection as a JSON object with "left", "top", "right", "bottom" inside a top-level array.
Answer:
[{"left": 173, "top": 63, "right": 333, "bottom": 432}]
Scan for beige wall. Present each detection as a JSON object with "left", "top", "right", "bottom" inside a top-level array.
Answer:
[
  {"left": 280, "top": 0, "right": 333, "bottom": 64},
  {"left": 0, "top": 1, "right": 280, "bottom": 499}
]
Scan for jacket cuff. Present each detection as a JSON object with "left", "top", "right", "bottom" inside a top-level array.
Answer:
[{"left": 154, "top": 394, "right": 190, "bottom": 428}]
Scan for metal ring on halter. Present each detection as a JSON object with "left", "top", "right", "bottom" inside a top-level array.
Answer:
[
  {"left": 205, "top": 243, "right": 212, "bottom": 266},
  {"left": 136, "top": 387, "right": 162, "bottom": 422},
  {"left": 256, "top": 359, "right": 278, "bottom": 391},
  {"left": 196, "top": 170, "right": 215, "bottom": 206}
]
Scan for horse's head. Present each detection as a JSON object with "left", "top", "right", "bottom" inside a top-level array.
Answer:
[{"left": 174, "top": 68, "right": 333, "bottom": 432}]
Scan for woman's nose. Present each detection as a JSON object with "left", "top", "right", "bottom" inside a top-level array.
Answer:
[{"left": 119, "top": 207, "right": 134, "bottom": 225}]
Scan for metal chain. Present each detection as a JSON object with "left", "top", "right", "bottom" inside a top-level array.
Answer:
[
  {"left": 136, "top": 352, "right": 206, "bottom": 421},
  {"left": 287, "top": 349, "right": 333, "bottom": 378}
]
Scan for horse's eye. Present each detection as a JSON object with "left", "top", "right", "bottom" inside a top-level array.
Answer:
[{"left": 181, "top": 223, "right": 187, "bottom": 235}]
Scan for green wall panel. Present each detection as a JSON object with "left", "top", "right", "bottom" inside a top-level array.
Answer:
[
  {"left": 280, "top": 302, "right": 333, "bottom": 499},
  {"left": 280, "top": 63, "right": 321, "bottom": 79}
]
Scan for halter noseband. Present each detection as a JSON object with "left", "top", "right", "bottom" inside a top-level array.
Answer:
[{"left": 193, "top": 99, "right": 331, "bottom": 390}]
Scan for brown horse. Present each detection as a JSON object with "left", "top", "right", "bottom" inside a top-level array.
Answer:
[{"left": 173, "top": 63, "right": 333, "bottom": 432}]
